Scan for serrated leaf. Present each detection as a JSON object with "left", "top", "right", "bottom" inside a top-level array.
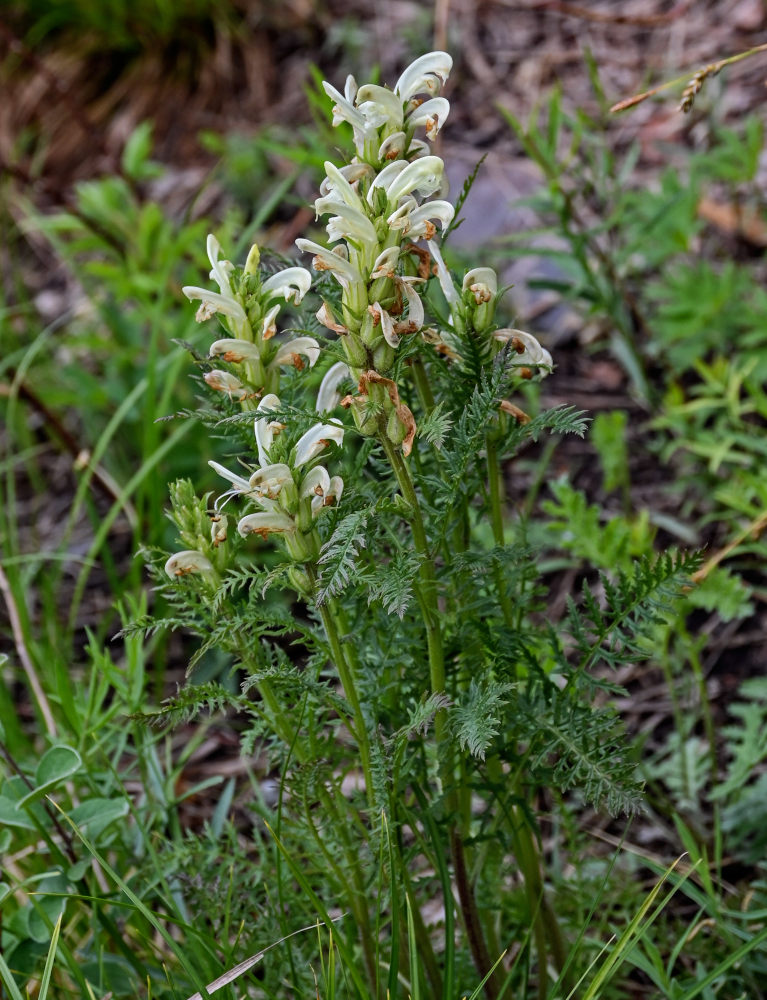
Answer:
[
  {"left": 451, "top": 679, "right": 511, "bottom": 761},
  {"left": 316, "top": 507, "right": 372, "bottom": 604}
]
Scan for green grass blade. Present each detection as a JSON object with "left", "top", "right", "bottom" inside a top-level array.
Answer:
[
  {"left": 578, "top": 855, "right": 695, "bottom": 1000},
  {"left": 37, "top": 911, "right": 63, "bottom": 1000}
]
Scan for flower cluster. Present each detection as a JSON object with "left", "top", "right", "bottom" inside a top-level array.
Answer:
[
  {"left": 182, "top": 236, "right": 318, "bottom": 402},
  {"left": 165, "top": 51, "right": 554, "bottom": 579},
  {"left": 209, "top": 392, "right": 344, "bottom": 562},
  {"left": 296, "top": 54, "right": 456, "bottom": 385}
]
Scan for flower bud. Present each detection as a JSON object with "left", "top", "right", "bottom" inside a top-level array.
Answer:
[{"left": 244, "top": 244, "right": 261, "bottom": 276}]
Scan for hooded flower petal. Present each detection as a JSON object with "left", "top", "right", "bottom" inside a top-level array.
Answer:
[
  {"left": 299, "top": 465, "right": 331, "bottom": 500},
  {"left": 316, "top": 301, "right": 348, "bottom": 335},
  {"left": 208, "top": 459, "right": 259, "bottom": 509},
  {"left": 405, "top": 97, "right": 450, "bottom": 139},
  {"left": 378, "top": 131, "right": 407, "bottom": 161},
  {"left": 270, "top": 336, "right": 321, "bottom": 371},
  {"left": 293, "top": 422, "right": 345, "bottom": 468},
  {"left": 407, "top": 138, "right": 431, "bottom": 159},
  {"left": 204, "top": 370, "right": 250, "bottom": 400},
  {"left": 384, "top": 156, "right": 445, "bottom": 205},
  {"left": 395, "top": 51, "right": 452, "bottom": 103},
  {"left": 209, "top": 339, "right": 262, "bottom": 363},
  {"left": 317, "top": 361, "right": 351, "bottom": 412},
  {"left": 182, "top": 286, "right": 248, "bottom": 325},
  {"left": 311, "top": 474, "right": 343, "bottom": 514},
  {"left": 164, "top": 550, "right": 215, "bottom": 578},
  {"left": 248, "top": 463, "right": 294, "bottom": 500},
  {"left": 463, "top": 267, "right": 498, "bottom": 301},
  {"left": 261, "top": 267, "right": 312, "bottom": 305},
  {"left": 254, "top": 393, "right": 283, "bottom": 466},
  {"left": 494, "top": 329, "right": 554, "bottom": 372},
  {"left": 370, "top": 246, "right": 401, "bottom": 279},
  {"left": 322, "top": 80, "right": 368, "bottom": 132},
  {"left": 427, "top": 239, "right": 460, "bottom": 306},
  {"left": 388, "top": 199, "right": 454, "bottom": 239},
  {"left": 321, "top": 161, "right": 366, "bottom": 211},
  {"left": 295, "top": 238, "right": 363, "bottom": 290},
  {"left": 367, "top": 160, "right": 409, "bottom": 206},
  {"left": 355, "top": 84, "right": 404, "bottom": 128},
  {"left": 314, "top": 196, "right": 378, "bottom": 248},
  {"left": 370, "top": 301, "right": 399, "bottom": 348},
  {"left": 261, "top": 303, "right": 280, "bottom": 341},
  {"left": 396, "top": 277, "right": 425, "bottom": 331},
  {"left": 206, "top": 234, "right": 236, "bottom": 296},
  {"left": 319, "top": 162, "right": 373, "bottom": 199},
  {"left": 209, "top": 460, "right": 251, "bottom": 494},
  {"left": 238, "top": 511, "right": 296, "bottom": 539}
]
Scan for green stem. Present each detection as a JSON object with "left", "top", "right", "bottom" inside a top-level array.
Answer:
[
  {"left": 379, "top": 433, "right": 503, "bottom": 998},
  {"left": 483, "top": 442, "right": 570, "bottom": 992},
  {"left": 411, "top": 355, "right": 436, "bottom": 414},
  {"left": 306, "top": 565, "right": 375, "bottom": 809},
  {"left": 378, "top": 434, "right": 445, "bottom": 707},
  {"left": 485, "top": 434, "right": 516, "bottom": 631}
]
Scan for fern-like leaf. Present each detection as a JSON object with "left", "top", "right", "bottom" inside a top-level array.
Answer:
[
  {"left": 316, "top": 507, "right": 372, "bottom": 604},
  {"left": 451, "top": 679, "right": 512, "bottom": 761},
  {"left": 362, "top": 550, "right": 422, "bottom": 618},
  {"left": 520, "top": 688, "right": 643, "bottom": 815},
  {"left": 567, "top": 549, "right": 701, "bottom": 673}
]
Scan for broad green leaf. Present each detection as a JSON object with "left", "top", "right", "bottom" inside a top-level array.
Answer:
[
  {"left": 16, "top": 746, "right": 82, "bottom": 808},
  {"left": 69, "top": 798, "right": 130, "bottom": 838}
]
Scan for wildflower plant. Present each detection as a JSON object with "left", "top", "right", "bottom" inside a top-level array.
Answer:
[{"left": 141, "top": 51, "right": 697, "bottom": 999}]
